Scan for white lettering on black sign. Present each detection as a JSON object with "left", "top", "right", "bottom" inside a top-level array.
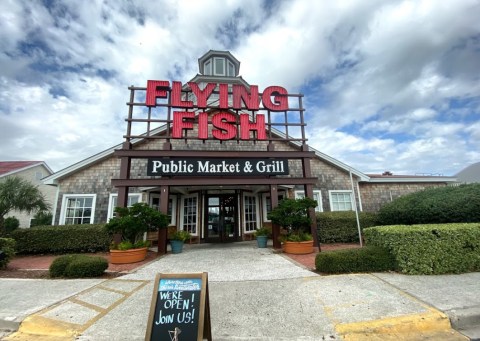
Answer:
[
  {"left": 147, "top": 158, "right": 289, "bottom": 176},
  {"left": 150, "top": 278, "right": 202, "bottom": 340}
]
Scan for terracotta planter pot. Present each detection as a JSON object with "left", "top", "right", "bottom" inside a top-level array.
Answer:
[
  {"left": 110, "top": 247, "right": 148, "bottom": 264},
  {"left": 283, "top": 240, "right": 314, "bottom": 255}
]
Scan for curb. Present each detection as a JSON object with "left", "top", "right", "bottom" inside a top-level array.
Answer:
[
  {"left": 446, "top": 306, "right": 480, "bottom": 341},
  {"left": 336, "top": 308, "right": 469, "bottom": 340},
  {"left": 0, "top": 320, "right": 20, "bottom": 333}
]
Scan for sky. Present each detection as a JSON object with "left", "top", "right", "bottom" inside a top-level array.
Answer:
[{"left": 0, "top": 0, "right": 479, "bottom": 176}]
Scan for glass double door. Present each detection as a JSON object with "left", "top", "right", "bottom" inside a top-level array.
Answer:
[{"left": 205, "top": 194, "right": 237, "bottom": 242}]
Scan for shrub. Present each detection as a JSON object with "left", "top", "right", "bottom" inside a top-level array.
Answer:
[
  {"left": 10, "top": 224, "right": 110, "bottom": 254},
  {"left": 316, "top": 211, "right": 378, "bottom": 243},
  {"left": 30, "top": 211, "right": 53, "bottom": 227},
  {"left": 105, "top": 203, "right": 168, "bottom": 249},
  {"left": 4, "top": 217, "right": 20, "bottom": 233},
  {"left": 0, "top": 238, "right": 16, "bottom": 269},
  {"left": 377, "top": 184, "right": 480, "bottom": 225},
  {"left": 49, "top": 254, "right": 108, "bottom": 278},
  {"left": 268, "top": 197, "right": 317, "bottom": 241},
  {"left": 364, "top": 223, "right": 480, "bottom": 275},
  {"left": 315, "top": 246, "right": 396, "bottom": 274}
]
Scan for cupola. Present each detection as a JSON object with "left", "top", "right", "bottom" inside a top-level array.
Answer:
[{"left": 198, "top": 50, "right": 240, "bottom": 77}]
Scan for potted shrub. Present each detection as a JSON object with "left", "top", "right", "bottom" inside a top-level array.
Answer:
[
  {"left": 267, "top": 197, "right": 317, "bottom": 254},
  {"left": 254, "top": 227, "right": 270, "bottom": 248},
  {"left": 169, "top": 230, "right": 191, "bottom": 254},
  {"left": 105, "top": 203, "right": 168, "bottom": 264}
]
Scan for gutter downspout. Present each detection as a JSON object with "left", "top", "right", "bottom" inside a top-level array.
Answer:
[{"left": 349, "top": 169, "right": 363, "bottom": 247}]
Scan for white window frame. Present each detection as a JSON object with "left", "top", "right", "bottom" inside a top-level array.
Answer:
[
  {"left": 204, "top": 59, "right": 212, "bottom": 75},
  {"left": 213, "top": 57, "right": 225, "bottom": 76},
  {"left": 179, "top": 193, "right": 199, "bottom": 236},
  {"left": 227, "top": 60, "right": 235, "bottom": 77},
  {"left": 59, "top": 194, "right": 97, "bottom": 225},
  {"left": 149, "top": 193, "right": 177, "bottom": 226},
  {"left": 328, "top": 190, "right": 354, "bottom": 211},
  {"left": 107, "top": 193, "right": 142, "bottom": 221},
  {"left": 261, "top": 191, "right": 286, "bottom": 222},
  {"left": 243, "top": 193, "right": 260, "bottom": 234},
  {"left": 294, "top": 190, "right": 323, "bottom": 212}
]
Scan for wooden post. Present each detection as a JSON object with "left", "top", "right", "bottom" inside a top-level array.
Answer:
[
  {"left": 115, "top": 142, "right": 131, "bottom": 245},
  {"left": 302, "top": 144, "right": 320, "bottom": 251},
  {"left": 158, "top": 185, "right": 169, "bottom": 255},
  {"left": 270, "top": 184, "right": 281, "bottom": 249}
]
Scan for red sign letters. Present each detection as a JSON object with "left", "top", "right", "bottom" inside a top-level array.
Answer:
[{"left": 145, "top": 80, "right": 288, "bottom": 141}]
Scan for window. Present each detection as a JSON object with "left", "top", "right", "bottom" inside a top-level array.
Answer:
[
  {"left": 180, "top": 194, "right": 198, "bottom": 235},
  {"left": 262, "top": 192, "right": 286, "bottom": 222},
  {"left": 329, "top": 191, "right": 353, "bottom": 211},
  {"left": 107, "top": 193, "right": 142, "bottom": 220},
  {"left": 214, "top": 57, "right": 225, "bottom": 76},
  {"left": 244, "top": 193, "right": 259, "bottom": 233},
  {"left": 294, "top": 190, "right": 323, "bottom": 212},
  {"left": 227, "top": 61, "right": 235, "bottom": 77},
  {"left": 149, "top": 194, "right": 177, "bottom": 226},
  {"left": 204, "top": 60, "right": 212, "bottom": 75},
  {"left": 60, "top": 194, "right": 96, "bottom": 225}
]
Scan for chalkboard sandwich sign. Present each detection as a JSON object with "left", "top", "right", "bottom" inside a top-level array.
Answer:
[{"left": 145, "top": 273, "right": 211, "bottom": 341}]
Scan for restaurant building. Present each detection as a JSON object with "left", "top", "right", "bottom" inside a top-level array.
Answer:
[{"left": 43, "top": 50, "right": 456, "bottom": 249}]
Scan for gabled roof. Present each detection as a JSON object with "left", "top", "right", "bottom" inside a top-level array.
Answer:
[
  {"left": 455, "top": 162, "right": 480, "bottom": 183},
  {"left": 42, "top": 119, "right": 370, "bottom": 185},
  {"left": 0, "top": 161, "right": 53, "bottom": 178}
]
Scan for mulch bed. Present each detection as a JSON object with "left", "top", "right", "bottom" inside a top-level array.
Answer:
[{"left": 0, "top": 250, "right": 160, "bottom": 279}]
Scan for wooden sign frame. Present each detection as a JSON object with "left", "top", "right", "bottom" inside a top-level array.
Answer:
[{"left": 145, "top": 272, "right": 211, "bottom": 341}]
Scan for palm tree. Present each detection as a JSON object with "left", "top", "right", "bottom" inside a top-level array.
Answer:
[{"left": 0, "top": 176, "right": 51, "bottom": 233}]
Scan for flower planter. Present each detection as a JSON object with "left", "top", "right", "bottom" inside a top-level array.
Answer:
[
  {"left": 256, "top": 235, "right": 268, "bottom": 248},
  {"left": 110, "top": 247, "right": 148, "bottom": 264},
  {"left": 283, "top": 240, "right": 314, "bottom": 255},
  {"left": 170, "top": 240, "right": 185, "bottom": 254}
]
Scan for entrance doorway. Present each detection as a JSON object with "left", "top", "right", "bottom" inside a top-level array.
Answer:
[{"left": 205, "top": 194, "right": 238, "bottom": 242}]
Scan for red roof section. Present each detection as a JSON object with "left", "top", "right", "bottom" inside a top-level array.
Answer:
[{"left": 0, "top": 161, "right": 42, "bottom": 176}]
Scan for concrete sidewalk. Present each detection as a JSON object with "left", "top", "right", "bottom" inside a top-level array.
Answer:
[{"left": 1, "top": 241, "right": 478, "bottom": 340}]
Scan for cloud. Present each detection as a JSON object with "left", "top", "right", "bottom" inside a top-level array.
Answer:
[{"left": 0, "top": 0, "right": 478, "bottom": 177}]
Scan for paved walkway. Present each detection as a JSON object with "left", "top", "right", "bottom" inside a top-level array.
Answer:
[{"left": 1, "top": 241, "right": 478, "bottom": 340}]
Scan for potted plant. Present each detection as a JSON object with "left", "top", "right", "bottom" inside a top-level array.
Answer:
[
  {"left": 105, "top": 203, "right": 168, "bottom": 264},
  {"left": 169, "top": 230, "right": 192, "bottom": 254},
  {"left": 254, "top": 227, "right": 271, "bottom": 248},
  {"left": 267, "top": 197, "right": 317, "bottom": 254}
]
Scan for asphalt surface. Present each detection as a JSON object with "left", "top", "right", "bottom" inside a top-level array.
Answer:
[{"left": 0, "top": 241, "right": 479, "bottom": 340}]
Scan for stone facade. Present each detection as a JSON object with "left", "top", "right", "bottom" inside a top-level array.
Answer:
[{"left": 359, "top": 182, "right": 447, "bottom": 212}]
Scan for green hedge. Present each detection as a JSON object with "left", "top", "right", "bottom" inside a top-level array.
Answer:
[
  {"left": 316, "top": 211, "right": 378, "bottom": 243},
  {"left": 10, "top": 224, "right": 110, "bottom": 254},
  {"left": 315, "top": 246, "right": 396, "bottom": 273},
  {"left": 0, "top": 238, "right": 16, "bottom": 269},
  {"left": 377, "top": 184, "right": 480, "bottom": 225},
  {"left": 364, "top": 223, "right": 480, "bottom": 275},
  {"left": 49, "top": 254, "right": 108, "bottom": 278}
]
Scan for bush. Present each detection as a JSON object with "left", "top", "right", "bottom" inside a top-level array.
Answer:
[
  {"left": 0, "top": 238, "right": 16, "bottom": 269},
  {"left": 30, "top": 211, "right": 53, "bottom": 227},
  {"left": 316, "top": 211, "right": 378, "bottom": 243},
  {"left": 10, "top": 224, "right": 110, "bottom": 254},
  {"left": 364, "top": 223, "right": 480, "bottom": 275},
  {"left": 315, "top": 246, "right": 396, "bottom": 273},
  {"left": 4, "top": 217, "right": 20, "bottom": 233},
  {"left": 377, "top": 184, "right": 480, "bottom": 225},
  {"left": 49, "top": 254, "right": 108, "bottom": 278}
]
